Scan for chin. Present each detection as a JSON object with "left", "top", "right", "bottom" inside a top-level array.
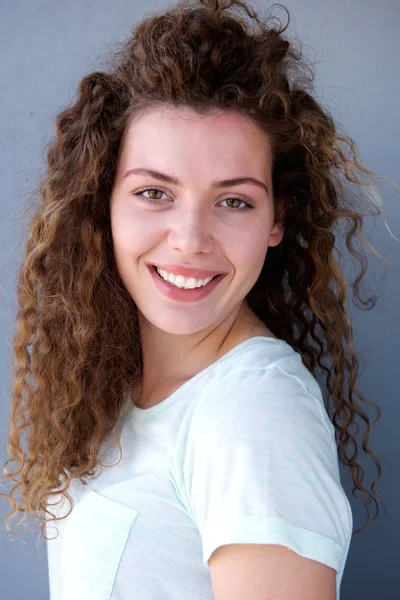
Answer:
[{"left": 143, "top": 313, "right": 214, "bottom": 336}]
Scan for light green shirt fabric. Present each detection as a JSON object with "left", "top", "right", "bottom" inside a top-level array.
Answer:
[{"left": 46, "top": 336, "right": 352, "bottom": 600}]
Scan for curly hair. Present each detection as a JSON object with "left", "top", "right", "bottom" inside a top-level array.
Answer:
[{"left": 1, "top": 0, "right": 397, "bottom": 543}]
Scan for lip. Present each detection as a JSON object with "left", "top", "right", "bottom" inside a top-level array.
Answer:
[
  {"left": 148, "top": 264, "right": 226, "bottom": 303},
  {"left": 149, "top": 263, "right": 225, "bottom": 279}
]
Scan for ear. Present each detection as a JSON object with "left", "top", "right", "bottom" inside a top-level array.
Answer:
[{"left": 268, "top": 197, "right": 287, "bottom": 247}]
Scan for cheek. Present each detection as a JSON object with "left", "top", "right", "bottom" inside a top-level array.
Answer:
[
  {"left": 226, "top": 224, "right": 269, "bottom": 273},
  {"left": 110, "top": 204, "right": 160, "bottom": 254}
]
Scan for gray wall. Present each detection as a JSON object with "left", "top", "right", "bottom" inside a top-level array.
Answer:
[{"left": 1, "top": 1, "right": 399, "bottom": 598}]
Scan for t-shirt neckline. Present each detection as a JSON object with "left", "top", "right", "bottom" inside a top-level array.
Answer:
[{"left": 127, "top": 336, "right": 289, "bottom": 422}]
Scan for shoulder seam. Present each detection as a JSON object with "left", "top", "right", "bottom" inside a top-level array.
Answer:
[
  {"left": 215, "top": 362, "right": 338, "bottom": 462},
  {"left": 272, "top": 364, "right": 338, "bottom": 462}
]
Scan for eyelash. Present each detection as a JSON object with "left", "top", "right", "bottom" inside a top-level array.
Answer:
[{"left": 132, "top": 187, "right": 254, "bottom": 211}]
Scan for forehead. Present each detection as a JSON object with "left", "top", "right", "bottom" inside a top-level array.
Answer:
[{"left": 119, "top": 105, "right": 272, "bottom": 171}]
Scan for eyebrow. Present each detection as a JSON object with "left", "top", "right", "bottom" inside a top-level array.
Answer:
[{"left": 123, "top": 167, "right": 269, "bottom": 196}]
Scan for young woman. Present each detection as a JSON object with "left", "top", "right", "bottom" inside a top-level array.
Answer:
[{"left": 1, "top": 1, "right": 395, "bottom": 598}]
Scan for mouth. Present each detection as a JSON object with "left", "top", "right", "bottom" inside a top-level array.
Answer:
[
  {"left": 147, "top": 263, "right": 226, "bottom": 302},
  {"left": 151, "top": 265, "right": 223, "bottom": 284}
]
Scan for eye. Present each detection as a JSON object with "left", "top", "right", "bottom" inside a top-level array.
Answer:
[
  {"left": 220, "top": 197, "right": 253, "bottom": 211},
  {"left": 133, "top": 187, "right": 169, "bottom": 203}
]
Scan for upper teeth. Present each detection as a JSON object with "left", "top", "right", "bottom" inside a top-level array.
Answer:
[{"left": 156, "top": 268, "right": 215, "bottom": 289}]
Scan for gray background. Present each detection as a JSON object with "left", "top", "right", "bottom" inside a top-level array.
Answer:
[{"left": 0, "top": 0, "right": 399, "bottom": 598}]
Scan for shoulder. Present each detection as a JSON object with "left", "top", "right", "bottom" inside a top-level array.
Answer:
[
  {"left": 189, "top": 339, "right": 337, "bottom": 465},
  {"left": 215, "top": 337, "right": 320, "bottom": 395},
  {"left": 198, "top": 338, "right": 327, "bottom": 424}
]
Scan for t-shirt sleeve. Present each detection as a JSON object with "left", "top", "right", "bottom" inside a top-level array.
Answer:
[{"left": 182, "top": 362, "right": 353, "bottom": 576}]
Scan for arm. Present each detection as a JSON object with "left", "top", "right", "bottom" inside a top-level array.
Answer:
[{"left": 209, "top": 542, "right": 336, "bottom": 600}]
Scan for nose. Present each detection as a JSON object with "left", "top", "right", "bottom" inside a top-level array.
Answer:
[{"left": 167, "top": 205, "right": 214, "bottom": 255}]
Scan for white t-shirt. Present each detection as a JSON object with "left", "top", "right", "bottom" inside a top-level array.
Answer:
[{"left": 46, "top": 336, "right": 353, "bottom": 600}]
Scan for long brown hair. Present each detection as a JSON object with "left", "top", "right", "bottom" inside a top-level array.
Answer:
[{"left": 1, "top": 0, "right": 397, "bottom": 542}]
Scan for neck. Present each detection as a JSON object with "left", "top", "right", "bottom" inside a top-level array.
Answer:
[{"left": 137, "top": 300, "right": 261, "bottom": 397}]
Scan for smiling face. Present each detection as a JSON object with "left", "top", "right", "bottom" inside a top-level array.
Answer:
[{"left": 110, "top": 105, "right": 284, "bottom": 336}]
